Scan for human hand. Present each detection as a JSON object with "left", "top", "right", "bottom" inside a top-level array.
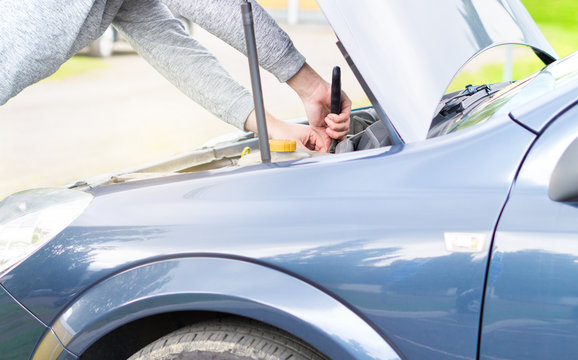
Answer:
[
  {"left": 244, "top": 110, "right": 328, "bottom": 152},
  {"left": 287, "top": 63, "right": 352, "bottom": 141},
  {"left": 303, "top": 83, "right": 352, "bottom": 141},
  {"left": 271, "top": 122, "right": 329, "bottom": 152}
]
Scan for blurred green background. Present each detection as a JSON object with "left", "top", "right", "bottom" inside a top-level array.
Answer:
[
  {"left": 448, "top": 0, "right": 578, "bottom": 90},
  {"left": 523, "top": 0, "right": 577, "bottom": 57}
]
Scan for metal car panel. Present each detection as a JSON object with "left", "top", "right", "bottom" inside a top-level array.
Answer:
[
  {"left": 509, "top": 52, "right": 578, "bottom": 133},
  {"left": 52, "top": 257, "right": 400, "bottom": 360},
  {"left": 316, "top": 0, "right": 557, "bottom": 143},
  {"left": 481, "top": 104, "right": 578, "bottom": 359},
  {"left": 0, "top": 284, "right": 48, "bottom": 360},
  {"left": 1, "top": 113, "right": 535, "bottom": 359}
]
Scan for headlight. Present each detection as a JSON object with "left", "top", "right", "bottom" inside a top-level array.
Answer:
[{"left": 0, "top": 188, "right": 93, "bottom": 276}]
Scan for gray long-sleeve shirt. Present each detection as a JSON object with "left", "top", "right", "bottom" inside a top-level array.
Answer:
[
  {"left": 161, "top": 0, "right": 305, "bottom": 83},
  {"left": 0, "top": 0, "right": 305, "bottom": 129}
]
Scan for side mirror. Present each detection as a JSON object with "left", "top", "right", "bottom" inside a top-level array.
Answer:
[{"left": 549, "top": 138, "right": 578, "bottom": 202}]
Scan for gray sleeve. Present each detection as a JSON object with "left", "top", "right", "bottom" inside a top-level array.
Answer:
[
  {"left": 113, "top": 0, "right": 255, "bottom": 129},
  {"left": 0, "top": 1, "right": 95, "bottom": 105},
  {"left": 161, "top": 0, "right": 306, "bottom": 83}
]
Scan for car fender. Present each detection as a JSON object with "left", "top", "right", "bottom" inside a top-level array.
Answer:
[{"left": 44, "top": 257, "right": 401, "bottom": 360}]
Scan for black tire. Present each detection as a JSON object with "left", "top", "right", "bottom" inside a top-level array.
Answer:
[{"left": 127, "top": 318, "right": 328, "bottom": 360}]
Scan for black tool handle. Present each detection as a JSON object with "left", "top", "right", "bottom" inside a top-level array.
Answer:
[
  {"left": 331, "top": 66, "right": 341, "bottom": 114},
  {"left": 328, "top": 66, "right": 341, "bottom": 153}
]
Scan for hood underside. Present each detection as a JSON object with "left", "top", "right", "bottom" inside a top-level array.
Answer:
[{"left": 317, "top": 0, "right": 558, "bottom": 142}]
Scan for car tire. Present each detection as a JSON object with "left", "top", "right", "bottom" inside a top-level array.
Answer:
[
  {"left": 127, "top": 318, "right": 328, "bottom": 360},
  {"left": 87, "top": 27, "right": 115, "bottom": 58}
]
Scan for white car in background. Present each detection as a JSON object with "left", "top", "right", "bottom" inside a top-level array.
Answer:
[{"left": 86, "top": 12, "right": 193, "bottom": 57}]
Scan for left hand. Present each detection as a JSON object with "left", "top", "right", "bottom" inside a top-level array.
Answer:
[
  {"left": 244, "top": 110, "right": 328, "bottom": 152},
  {"left": 272, "top": 122, "right": 329, "bottom": 152}
]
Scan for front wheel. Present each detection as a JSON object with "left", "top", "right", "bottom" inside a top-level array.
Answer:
[{"left": 128, "top": 318, "right": 327, "bottom": 360}]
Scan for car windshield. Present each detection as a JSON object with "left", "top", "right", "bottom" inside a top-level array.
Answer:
[{"left": 449, "top": 52, "right": 578, "bottom": 134}]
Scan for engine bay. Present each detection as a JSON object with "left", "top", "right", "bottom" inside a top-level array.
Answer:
[{"left": 68, "top": 83, "right": 506, "bottom": 189}]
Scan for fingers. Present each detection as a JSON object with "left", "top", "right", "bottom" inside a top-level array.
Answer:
[
  {"left": 317, "top": 130, "right": 331, "bottom": 152},
  {"left": 281, "top": 123, "right": 329, "bottom": 153},
  {"left": 325, "top": 113, "right": 350, "bottom": 140},
  {"left": 325, "top": 113, "right": 349, "bottom": 131},
  {"left": 305, "top": 127, "right": 330, "bottom": 152},
  {"left": 325, "top": 91, "right": 351, "bottom": 141}
]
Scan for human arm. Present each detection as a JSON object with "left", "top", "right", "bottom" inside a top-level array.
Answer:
[
  {"left": 113, "top": 0, "right": 255, "bottom": 129},
  {"left": 244, "top": 111, "right": 328, "bottom": 152},
  {"left": 160, "top": 0, "right": 351, "bottom": 142},
  {"left": 113, "top": 0, "right": 332, "bottom": 151},
  {"left": 161, "top": 0, "right": 305, "bottom": 83},
  {"left": 0, "top": 1, "right": 97, "bottom": 105}
]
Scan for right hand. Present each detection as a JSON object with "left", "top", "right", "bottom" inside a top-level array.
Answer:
[{"left": 287, "top": 63, "right": 352, "bottom": 141}]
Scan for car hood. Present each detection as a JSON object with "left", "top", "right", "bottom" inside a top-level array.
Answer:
[{"left": 317, "top": 0, "right": 557, "bottom": 143}]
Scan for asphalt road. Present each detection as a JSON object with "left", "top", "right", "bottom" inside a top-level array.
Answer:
[{"left": 0, "top": 23, "right": 366, "bottom": 200}]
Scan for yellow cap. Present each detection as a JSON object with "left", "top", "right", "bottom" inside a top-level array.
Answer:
[{"left": 269, "top": 139, "right": 296, "bottom": 152}]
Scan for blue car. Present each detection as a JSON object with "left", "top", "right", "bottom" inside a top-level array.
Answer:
[{"left": 1, "top": 0, "right": 577, "bottom": 359}]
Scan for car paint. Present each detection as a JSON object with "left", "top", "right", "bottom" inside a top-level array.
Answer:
[
  {"left": 480, "top": 102, "right": 578, "bottom": 359},
  {"left": 0, "top": 73, "right": 575, "bottom": 359},
  {"left": 2, "top": 109, "right": 537, "bottom": 359},
  {"left": 0, "top": 284, "right": 48, "bottom": 360},
  {"left": 318, "top": 0, "right": 557, "bottom": 143},
  {"left": 510, "top": 53, "right": 578, "bottom": 132},
  {"left": 0, "top": 4, "right": 576, "bottom": 360},
  {"left": 46, "top": 257, "right": 400, "bottom": 360}
]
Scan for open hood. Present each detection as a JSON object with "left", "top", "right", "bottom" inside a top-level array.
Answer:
[{"left": 317, "top": 0, "right": 558, "bottom": 143}]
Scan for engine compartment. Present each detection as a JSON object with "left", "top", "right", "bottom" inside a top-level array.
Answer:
[
  {"left": 335, "top": 108, "right": 393, "bottom": 153},
  {"left": 68, "top": 83, "right": 504, "bottom": 189}
]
